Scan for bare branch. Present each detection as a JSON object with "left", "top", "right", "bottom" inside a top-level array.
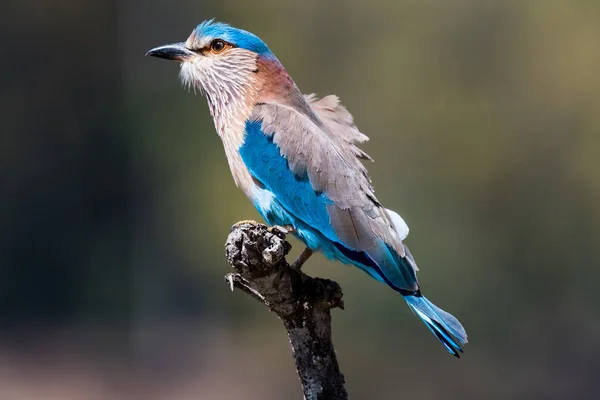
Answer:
[{"left": 225, "top": 222, "right": 348, "bottom": 400}]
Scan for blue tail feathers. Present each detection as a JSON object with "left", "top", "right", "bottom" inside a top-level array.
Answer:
[
  {"left": 404, "top": 295, "right": 468, "bottom": 358},
  {"left": 325, "top": 240, "right": 467, "bottom": 357}
]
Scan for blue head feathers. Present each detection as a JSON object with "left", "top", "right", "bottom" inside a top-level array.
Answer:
[{"left": 194, "top": 20, "right": 273, "bottom": 56}]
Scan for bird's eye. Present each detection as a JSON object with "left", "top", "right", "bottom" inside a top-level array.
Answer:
[{"left": 210, "top": 40, "right": 226, "bottom": 53}]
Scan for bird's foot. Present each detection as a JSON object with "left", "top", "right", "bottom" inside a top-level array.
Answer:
[
  {"left": 270, "top": 225, "right": 296, "bottom": 234},
  {"left": 291, "top": 247, "right": 314, "bottom": 270},
  {"left": 230, "top": 220, "right": 260, "bottom": 231}
]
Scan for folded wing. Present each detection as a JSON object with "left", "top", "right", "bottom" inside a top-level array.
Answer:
[{"left": 243, "top": 95, "right": 418, "bottom": 292}]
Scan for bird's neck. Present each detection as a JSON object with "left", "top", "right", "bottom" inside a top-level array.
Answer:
[
  {"left": 254, "top": 56, "right": 317, "bottom": 122},
  {"left": 208, "top": 87, "right": 257, "bottom": 195},
  {"left": 208, "top": 55, "right": 311, "bottom": 141},
  {"left": 208, "top": 55, "right": 312, "bottom": 195}
]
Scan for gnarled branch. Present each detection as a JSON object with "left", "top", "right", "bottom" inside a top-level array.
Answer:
[{"left": 225, "top": 222, "right": 348, "bottom": 400}]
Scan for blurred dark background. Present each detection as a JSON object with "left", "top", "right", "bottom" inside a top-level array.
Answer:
[{"left": 3, "top": 0, "right": 600, "bottom": 398}]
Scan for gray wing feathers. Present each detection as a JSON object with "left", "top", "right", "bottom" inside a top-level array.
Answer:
[
  {"left": 304, "top": 94, "right": 373, "bottom": 161},
  {"left": 251, "top": 96, "right": 408, "bottom": 260},
  {"left": 328, "top": 206, "right": 378, "bottom": 251},
  {"left": 254, "top": 103, "right": 367, "bottom": 207}
]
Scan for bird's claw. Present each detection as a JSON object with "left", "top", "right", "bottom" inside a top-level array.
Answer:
[
  {"left": 273, "top": 225, "right": 295, "bottom": 234},
  {"left": 230, "top": 220, "right": 260, "bottom": 232},
  {"left": 225, "top": 274, "right": 235, "bottom": 292}
]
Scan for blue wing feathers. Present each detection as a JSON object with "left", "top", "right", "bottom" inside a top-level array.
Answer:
[
  {"left": 240, "top": 120, "right": 337, "bottom": 240},
  {"left": 241, "top": 120, "right": 419, "bottom": 291},
  {"left": 240, "top": 119, "right": 467, "bottom": 357}
]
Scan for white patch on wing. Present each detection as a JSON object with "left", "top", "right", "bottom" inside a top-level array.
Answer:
[
  {"left": 253, "top": 186, "right": 275, "bottom": 215},
  {"left": 385, "top": 208, "right": 409, "bottom": 240}
]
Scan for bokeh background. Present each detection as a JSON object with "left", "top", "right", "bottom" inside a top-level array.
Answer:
[{"left": 3, "top": 0, "right": 600, "bottom": 398}]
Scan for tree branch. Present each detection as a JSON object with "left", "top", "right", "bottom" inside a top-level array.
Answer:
[{"left": 225, "top": 221, "right": 348, "bottom": 400}]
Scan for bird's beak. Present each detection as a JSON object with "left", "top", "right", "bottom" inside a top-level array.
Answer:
[{"left": 145, "top": 42, "right": 194, "bottom": 62}]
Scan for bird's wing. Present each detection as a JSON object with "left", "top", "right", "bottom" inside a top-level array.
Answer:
[
  {"left": 304, "top": 94, "right": 373, "bottom": 161},
  {"left": 306, "top": 94, "right": 410, "bottom": 241},
  {"left": 242, "top": 98, "right": 419, "bottom": 292}
]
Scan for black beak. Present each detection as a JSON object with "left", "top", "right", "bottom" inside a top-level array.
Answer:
[{"left": 145, "top": 42, "right": 194, "bottom": 61}]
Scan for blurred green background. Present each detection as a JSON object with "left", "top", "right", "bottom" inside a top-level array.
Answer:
[{"left": 3, "top": 0, "right": 600, "bottom": 398}]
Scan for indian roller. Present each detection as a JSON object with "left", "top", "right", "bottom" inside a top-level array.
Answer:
[{"left": 147, "top": 20, "right": 468, "bottom": 357}]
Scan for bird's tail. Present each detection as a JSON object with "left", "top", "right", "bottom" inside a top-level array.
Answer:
[{"left": 404, "top": 295, "right": 468, "bottom": 358}]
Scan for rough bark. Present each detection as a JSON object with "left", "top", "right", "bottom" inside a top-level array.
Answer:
[{"left": 225, "top": 221, "right": 348, "bottom": 400}]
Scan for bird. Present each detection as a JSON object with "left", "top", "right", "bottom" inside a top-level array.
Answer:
[{"left": 146, "top": 20, "right": 467, "bottom": 357}]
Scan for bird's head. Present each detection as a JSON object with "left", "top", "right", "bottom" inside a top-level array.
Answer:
[{"left": 146, "top": 20, "right": 278, "bottom": 103}]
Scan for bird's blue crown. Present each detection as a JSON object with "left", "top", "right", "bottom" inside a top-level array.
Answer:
[{"left": 195, "top": 20, "right": 273, "bottom": 56}]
